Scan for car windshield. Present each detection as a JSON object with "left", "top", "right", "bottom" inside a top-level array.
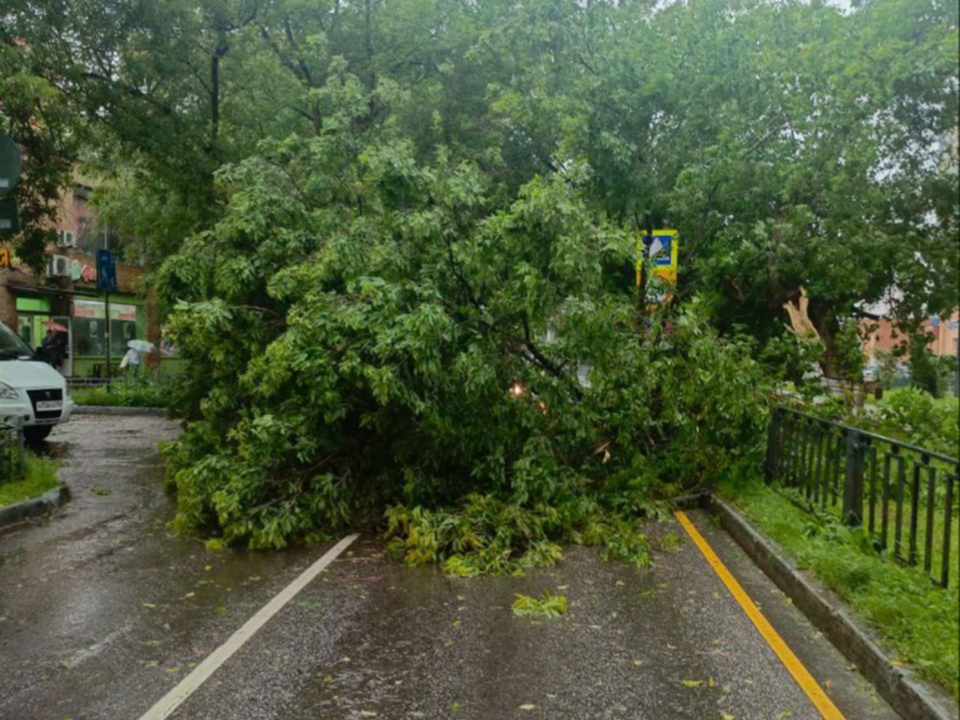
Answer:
[{"left": 0, "top": 320, "right": 33, "bottom": 358}]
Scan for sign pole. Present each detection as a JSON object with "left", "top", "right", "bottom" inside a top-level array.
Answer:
[
  {"left": 105, "top": 288, "right": 111, "bottom": 391},
  {"left": 96, "top": 247, "right": 117, "bottom": 390}
]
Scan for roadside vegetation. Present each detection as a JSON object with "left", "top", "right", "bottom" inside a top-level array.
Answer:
[
  {"left": 71, "top": 377, "right": 170, "bottom": 409},
  {"left": 2, "top": 0, "right": 956, "bottom": 572},
  {"left": 724, "top": 479, "right": 960, "bottom": 697},
  {"left": 863, "top": 388, "right": 959, "bottom": 458},
  {"left": 0, "top": 454, "right": 60, "bottom": 509}
]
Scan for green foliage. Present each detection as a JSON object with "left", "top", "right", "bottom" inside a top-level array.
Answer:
[
  {"left": 512, "top": 591, "right": 568, "bottom": 618},
  {"left": 385, "top": 498, "right": 566, "bottom": 578},
  {"left": 6, "top": 0, "right": 957, "bottom": 329},
  {"left": 155, "top": 115, "right": 770, "bottom": 556},
  {"left": 7, "top": 0, "right": 955, "bottom": 569},
  {"left": 866, "top": 388, "right": 960, "bottom": 458},
  {"left": 0, "top": 41, "right": 77, "bottom": 272},
  {"left": 656, "top": 532, "right": 686, "bottom": 553},
  {"left": 72, "top": 376, "right": 172, "bottom": 409},
  {"left": 724, "top": 480, "right": 959, "bottom": 697},
  {"left": 383, "top": 492, "right": 657, "bottom": 577},
  {"left": 873, "top": 350, "right": 904, "bottom": 388},
  {"left": 0, "top": 453, "right": 60, "bottom": 508}
]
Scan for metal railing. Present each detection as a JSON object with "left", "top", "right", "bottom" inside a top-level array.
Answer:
[
  {"left": 66, "top": 377, "right": 111, "bottom": 391},
  {"left": 767, "top": 406, "right": 959, "bottom": 588},
  {"left": 0, "top": 422, "right": 25, "bottom": 484}
]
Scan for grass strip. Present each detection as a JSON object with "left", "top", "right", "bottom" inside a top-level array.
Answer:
[
  {"left": 0, "top": 454, "right": 61, "bottom": 508},
  {"left": 722, "top": 479, "right": 959, "bottom": 698}
]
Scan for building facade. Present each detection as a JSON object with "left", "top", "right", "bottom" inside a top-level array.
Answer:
[
  {"left": 0, "top": 180, "right": 177, "bottom": 378},
  {"left": 861, "top": 311, "right": 960, "bottom": 364}
]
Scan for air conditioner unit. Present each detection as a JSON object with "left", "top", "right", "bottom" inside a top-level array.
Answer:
[
  {"left": 46, "top": 254, "right": 71, "bottom": 278},
  {"left": 57, "top": 231, "right": 77, "bottom": 248}
]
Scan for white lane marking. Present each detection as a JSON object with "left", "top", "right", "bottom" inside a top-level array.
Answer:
[{"left": 137, "top": 534, "right": 359, "bottom": 720}]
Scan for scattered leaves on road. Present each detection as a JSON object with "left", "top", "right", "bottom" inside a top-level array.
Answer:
[{"left": 512, "top": 592, "right": 567, "bottom": 618}]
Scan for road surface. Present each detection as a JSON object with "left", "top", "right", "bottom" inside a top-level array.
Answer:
[{"left": 0, "top": 415, "right": 902, "bottom": 720}]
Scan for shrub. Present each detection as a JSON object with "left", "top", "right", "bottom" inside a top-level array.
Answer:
[
  {"left": 868, "top": 388, "right": 959, "bottom": 458},
  {"left": 72, "top": 375, "right": 172, "bottom": 409}
]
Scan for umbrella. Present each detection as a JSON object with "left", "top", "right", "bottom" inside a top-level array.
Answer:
[
  {"left": 127, "top": 339, "right": 157, "bottom": 353},
  {"left": 43, "top": 321, "right": 69, "bottom": 333}
]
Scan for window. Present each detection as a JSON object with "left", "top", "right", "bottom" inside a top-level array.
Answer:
[
  {"left": 74, "top": 317, "right": 105, "bottom": 356},
  {"left": 73, "top": 300, "right": 141, "bottom": 356}
]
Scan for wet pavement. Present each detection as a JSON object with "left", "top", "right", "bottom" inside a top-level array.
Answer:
[{"left": 0, "top": 415, "right": 903, "bottom": 720}]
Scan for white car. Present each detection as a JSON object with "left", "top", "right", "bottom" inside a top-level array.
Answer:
[{"left": 0, "top": 320, "right": 75, "bottom": 443}]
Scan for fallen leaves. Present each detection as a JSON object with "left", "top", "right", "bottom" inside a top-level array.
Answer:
[
  {"left": 512, "top": 592, "right": 567, "bottom": 618},
  {"left": 681, "top": 678, "right": 716, "bottom": 688}
]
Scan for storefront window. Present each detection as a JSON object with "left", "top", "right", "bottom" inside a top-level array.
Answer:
[
  {"left": 74, "top": 317, "right": 105, "bottom": 356},
  {"left": 74, "top": 300, "right": 142, "bottom": 356}
]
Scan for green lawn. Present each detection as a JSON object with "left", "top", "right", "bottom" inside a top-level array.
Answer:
[
  {"left": 0, "top": 454, "right": 61, "bottom": 508},
  {"left": 722, "top": 478, "right": 960, "bottom": 698}
]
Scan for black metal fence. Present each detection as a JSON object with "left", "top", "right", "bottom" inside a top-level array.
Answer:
[
  {"left": 767, "top": 406, "right": 960, "bottom": 588},
  {"left": 0, "top": 422, "right": 25, "bottom": 484}
]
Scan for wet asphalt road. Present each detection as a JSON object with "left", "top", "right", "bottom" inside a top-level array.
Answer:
[{"left": 0, "top": 415, "right": 902, "bottom": 720}]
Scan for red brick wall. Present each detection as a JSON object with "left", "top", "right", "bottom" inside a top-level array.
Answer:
[{"left": 861, "top": 312, "right": 960, "bottom": 362}]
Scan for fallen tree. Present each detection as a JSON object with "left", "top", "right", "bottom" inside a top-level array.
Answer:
[{"left": 157, "top": 102, "right": 770, "bottom": 572}]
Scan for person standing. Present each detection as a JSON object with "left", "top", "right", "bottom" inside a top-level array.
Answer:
[
  {"left": 38, "top": 329, "right": 64, "bottom": 369},
  {"left": 119, "top": 345, "right": 142, "bottom": 374}
]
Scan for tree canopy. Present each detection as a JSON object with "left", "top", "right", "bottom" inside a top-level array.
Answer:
[{"left": 2, "top": 0, "right": 957, "bottom": 557}]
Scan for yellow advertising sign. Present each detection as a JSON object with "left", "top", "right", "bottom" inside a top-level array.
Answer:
[{"left": 636, "top": 229, "right": 679, "bottom": 289}]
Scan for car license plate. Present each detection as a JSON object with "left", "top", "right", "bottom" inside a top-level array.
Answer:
[{"left": 36, "top": 400, "right": 62, "bottom": 412}]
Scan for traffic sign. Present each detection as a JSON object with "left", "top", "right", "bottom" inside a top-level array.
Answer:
[
  {"left": 0, "top": 133, "right": 22, "bottom": 194},
  {"left": 97, "top": 249, "right": 118, "bottom": 292}
]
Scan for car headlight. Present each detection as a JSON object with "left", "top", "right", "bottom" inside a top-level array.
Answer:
[{"left": 0, "top": 383, "right": 19, "bottom": 400}]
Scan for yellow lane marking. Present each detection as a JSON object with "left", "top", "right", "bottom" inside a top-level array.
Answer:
[{"left": 674, "top": 511, "right": 847, "bottom": 720}]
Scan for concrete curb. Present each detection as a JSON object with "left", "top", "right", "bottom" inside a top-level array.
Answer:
[
  {"left": 0, "top": 483, "right": 70, "bottom": 530},
  {"left": 709, "top": 495, "right": 959, "bottom": 720},
  {"left": 73, "top": 406, "right": 168, "bottom": 417}
]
